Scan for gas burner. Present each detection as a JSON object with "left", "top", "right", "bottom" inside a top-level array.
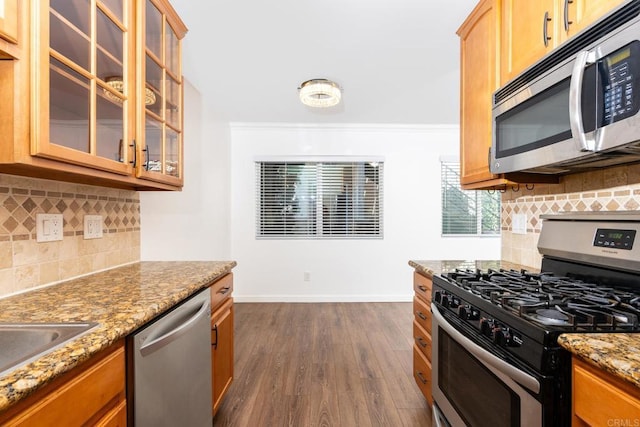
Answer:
[{"left": 532, "top": 308, "right": 571, "bottom": 326}]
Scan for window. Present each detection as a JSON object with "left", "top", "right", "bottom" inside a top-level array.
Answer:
[
  {"left": 256, "top": 160, "right": 383, "bottom": 238},
  {"left": 441, "top": 161, "right": 500, "bottom": 236}
]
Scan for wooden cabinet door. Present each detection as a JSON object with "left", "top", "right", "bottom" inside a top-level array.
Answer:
[
  {"left": 32, "top": 0, "right": 136, "bottom": 176},
  {"left": 501, "top": 0, "right": 557, "bottom": 84},
  {"left": 572, "top": 357, "right": 640, "bottom": 426},
  {"left": 565, "top": 0, "right": 625, "bottom": 37},
  {"left": 135, "top": 0, "right": 186, "bottom": 188},
  {"left": 0, "top": 342, "right": 126, "bottom": 426},
  {"left": 458, "top": 0, "right": 499, "bottom": 186},
  {"left": 212, "top": 297, "right": 234, "bottom": 416},
  {"left": 0, "top": 0, "right": 18, "bottom": 44}
]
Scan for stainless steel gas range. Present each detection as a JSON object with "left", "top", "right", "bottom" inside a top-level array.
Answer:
[{"left": 431, "top": 212, "right": 640, "bottom": 427}]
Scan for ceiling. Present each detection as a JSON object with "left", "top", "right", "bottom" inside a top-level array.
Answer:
[{"left": 172, "top": 0, "right": 479, "bottom": 125}]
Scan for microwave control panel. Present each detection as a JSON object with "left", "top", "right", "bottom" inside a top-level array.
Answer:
[{"left": 600, "top": 41, "right": 640, "bottom": 126}]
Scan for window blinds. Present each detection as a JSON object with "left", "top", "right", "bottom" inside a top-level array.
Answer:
[
  {"left": 256, "top": 161, "right": 383, "bottom": 238},
  {"left": 441, "top": 162, "right": 500, "bottom": 236}
]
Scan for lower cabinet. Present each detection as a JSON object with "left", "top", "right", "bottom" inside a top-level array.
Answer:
[
  {"left": 211, "top": 273, "right": 234, "bottom": 416},
  {"left": 572, "top": 356, "right": 640, "bottom": 426},
  {"left": 412, "top": 271, "right": 433, "bottom": 405},
  {"left": 0, "top": 341, "right": 126, "bottom": 426}
]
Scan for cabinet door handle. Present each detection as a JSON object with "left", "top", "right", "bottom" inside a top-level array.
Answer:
[
  {"left": 543, "top": 11, "right": 552, "bottom": 47},
  {"left": 129, "top": 140, "right": 137, "bottom": 167},
  {"left": 563, "top": 0, "right": 573, "bottom": 32},
  {"left": 217, "top": 286, "right": 231, "bottom": 295},
  {"left": 416, "top": 311, "right": 427, "bottom": 321},
  {"left": 416, "top": 371, "right": 428, "bottom": 385},
  {"left": 418, "top": 285, "right": 428, "bottom": 293},
  {"left": 416, "top": 337, "right": 428, "bottom": 348},
  {"left": 212, "top": 324, "right": 218, "bottom": 349},
  {"left": 142, "top": 146, "right": 150, "bottom": 171}
]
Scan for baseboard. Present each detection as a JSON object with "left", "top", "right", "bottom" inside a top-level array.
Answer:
[{"left": 232, "top": 294, "right": 413, "bottom": 303}]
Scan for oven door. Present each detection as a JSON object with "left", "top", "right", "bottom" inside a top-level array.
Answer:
[{"left": 431, "top": 303, "right": 542, "bottom": 427}]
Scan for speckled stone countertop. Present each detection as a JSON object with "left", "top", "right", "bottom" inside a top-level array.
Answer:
[
  {"left": 0, "top": 260, "right": 236, "bottom": 413},
  {"left": 408, "top": 260, "right": 538, "bottom": 277},
  {"left": 558, "top": 333, "right": 640, "bottom": 389}
]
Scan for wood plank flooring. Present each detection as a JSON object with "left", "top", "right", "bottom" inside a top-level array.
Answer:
[{"left": 213, "top": 302, "right": 432, "bottom": 427}]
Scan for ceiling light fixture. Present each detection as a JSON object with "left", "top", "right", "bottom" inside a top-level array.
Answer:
[
  {"left": 104, "top": 77, "right": 157, "bottom": 106},
  {"left": 298, "top": 78, "right": 342, "bottom": 108}
]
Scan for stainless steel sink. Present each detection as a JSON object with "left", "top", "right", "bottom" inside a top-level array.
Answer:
[{"left": 0, "top": 323, "right": 99, "bottom": 377}]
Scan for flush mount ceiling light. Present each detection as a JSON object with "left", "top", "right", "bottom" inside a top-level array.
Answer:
[
  {"left": 298, "top": 78, "right": 342, "bottom": 108},
  {"left": 104, "top": 77, "right": 157, "bottom": 106}
]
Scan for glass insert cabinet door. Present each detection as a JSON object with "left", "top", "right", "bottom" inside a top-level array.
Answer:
[
  {"left": 136, "top": 0, "right": 186, "bottom": 186},
  {"left": 32, "top": 0, "right": 135, "bottom": 176}
]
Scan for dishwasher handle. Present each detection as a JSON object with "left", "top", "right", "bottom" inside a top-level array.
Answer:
[{"left": 140, "top": 296, "right": 211, "bottom": 357}]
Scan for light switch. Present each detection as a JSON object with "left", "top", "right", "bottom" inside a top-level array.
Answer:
[{"left": 36, "top": 213, "right": 63, "bottom": 242}]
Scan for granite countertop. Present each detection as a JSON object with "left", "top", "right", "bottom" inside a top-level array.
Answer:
[
  {"left": 558, "top": 333, "right": 640, "bottom": 389},
  {"left": 0, "top": 260, "right": 236, "bottom": 413},
  {"left": 408, "top": 259, "right": 538, "bottom": 277}
]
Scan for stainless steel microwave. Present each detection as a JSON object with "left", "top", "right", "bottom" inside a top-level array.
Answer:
[{"left": 491, "top": 1, "right": 640, "bottom": 175}]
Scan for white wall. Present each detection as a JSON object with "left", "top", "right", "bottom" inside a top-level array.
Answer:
[
  {"left": 140, "top": 80, "right": 231, "bottom": 260},
  {"left": 230, "top": 124, "right": 500, "bottom": 302}
]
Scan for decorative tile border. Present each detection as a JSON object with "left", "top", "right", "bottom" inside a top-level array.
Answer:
[
  {"left": 502, "top": 183, "right": 640, "bottom": 234},
  {"left": 0, "top": 187, "right": 139, "bottom": 240}
]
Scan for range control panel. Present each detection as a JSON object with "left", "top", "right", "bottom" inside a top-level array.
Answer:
[{"left": 593, "top": 228, "right": 636, "bottom": 250}]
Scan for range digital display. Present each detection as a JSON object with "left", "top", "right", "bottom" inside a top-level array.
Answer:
[{"left": 593, "top": 228, "right": 636, "bottom": 250}]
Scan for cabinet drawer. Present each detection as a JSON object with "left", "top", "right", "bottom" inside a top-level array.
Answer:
[
  {"left": 94, "top": 399, "right": 126, "bottom": 427},
  {"left": 413, "top": 271, "right": 432, "bottom": 302},
  {"left": 413, "top": 296, "right": 432, "bottom": 335},
  {"left": 413, "top": 319, "right": 432, "bottom": 362},
  {"left": 211, "top": 273, "right": 233, "bottom": 310},
  {"left": 413, "top": 344, "right": 433, "bottom": 405},
  {"left": 573, "top": 357, "right": 640, "bottom": 425}
]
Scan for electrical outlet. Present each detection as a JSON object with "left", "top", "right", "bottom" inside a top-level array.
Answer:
[
  {"left": 36, "top": 213, "right": 63, "bottom": 242},
  {"left": 84, "top": 215, "right": 103, "bottom": 239},
  {"left": 304, "top": 272, "right": 311, "bottom": 282},
  {"left": 512, "top": 213, "right": 527, "bottom": 235}
]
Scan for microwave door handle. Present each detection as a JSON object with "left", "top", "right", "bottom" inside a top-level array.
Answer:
[
  {"left": 569, "top": 50, "right": 596, "bottom": 152},
  {"left": 431, "top": 303, "right": 541, "bottom": 394}
]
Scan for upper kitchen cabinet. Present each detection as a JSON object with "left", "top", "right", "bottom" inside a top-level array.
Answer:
[
  {"left": 501, "top": 0, "right": 625, "bottom": 84},
  {"left": 135, "top": 0, "right": 186, "bottom": 187},
  {"left": 32, "top": 0, "right": 136, "bottom": 178},
  {"left": 458, "top": 0, "right": 500, "bottom": 188},
  {"left": 458, "top": 0, "right": 548, "bottom": 189},
  {"left": 500, "top": 0, "right": 557, "bottom": 84},
  {"left": 0, "top": 0, "right": 186, "bottom": 191},
  {"left": 564, "top": 0, "right": 626, "bottom": 36}
]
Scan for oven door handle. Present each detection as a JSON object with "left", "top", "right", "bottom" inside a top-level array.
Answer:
[{"left": 431, "top": 303, "right": 541, "bottom": 394}]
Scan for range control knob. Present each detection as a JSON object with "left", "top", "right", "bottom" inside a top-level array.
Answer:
[
  {"left": 433, "top": 291, "right": 444, "bottom": 305},
  {"left": 479, "top": 318, "right": 493, "bottom": 336},
  {"left": 493, "top": 327, "right": 507, "bottom": 346},
  {"left": 458, "top": 305, "right": 471, "bottom": 320},
  {"left": 441, "top": 294, "right": 452, "bottom": 308},
  {"left": 459, "top": 305, "right": 479, "bottom": 321}
]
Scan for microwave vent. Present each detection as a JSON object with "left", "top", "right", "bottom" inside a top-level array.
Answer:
[
  {"left": 494, "top": 0, "right": 640, "bottom": 105},
  {"left": 522, "top": 143, "right": 640, "bottom": 174}
]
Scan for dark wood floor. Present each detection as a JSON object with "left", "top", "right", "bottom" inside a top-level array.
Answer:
[{"left": 213, "top": 302, "right": 432, "bottom": 427}]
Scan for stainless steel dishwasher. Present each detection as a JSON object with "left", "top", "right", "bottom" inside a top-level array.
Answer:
[{"left": 128, "top": 287, "right": 212, "bottom": 426}]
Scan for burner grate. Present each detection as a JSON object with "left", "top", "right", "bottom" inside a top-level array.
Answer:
[{"left": 444, "top": 267, "right": 640, "bottom": 332}]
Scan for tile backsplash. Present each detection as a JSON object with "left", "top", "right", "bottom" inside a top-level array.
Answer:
[
  {"left": 501, "top": 165, "right": 640, "bottom": 268},
  {"left": 0, "top": 174, "right": 140, "bottom": 297}
]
